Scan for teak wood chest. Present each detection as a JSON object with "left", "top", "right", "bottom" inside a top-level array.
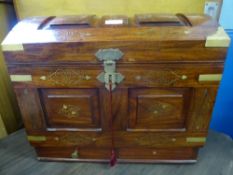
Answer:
[{"left": 1, "top": 14, "right": 230, "bottom": 164}]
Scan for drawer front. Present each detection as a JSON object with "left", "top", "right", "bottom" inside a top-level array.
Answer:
[
  {"left": 9, "top": 63, "right": 223, "bottom": 88},
  {"left": 41, "top": 89, "right": 101, "bottom": 129},
  {"left": 36, "top": 147, "right": 111, "bottom": 160},
  {"left": 35, "top": 147, "right": 197, "bottom": 162},
  {"left": 118, "top": 148, "right": 198, "bottom": 161}
]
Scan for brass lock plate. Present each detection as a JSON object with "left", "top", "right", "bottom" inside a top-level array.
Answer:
[{"left": 96, "top": 49, "right": 124, "bottom": 91}]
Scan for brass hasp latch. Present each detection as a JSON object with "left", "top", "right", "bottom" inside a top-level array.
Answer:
[{"left": 96, "top": 49, "right": 124, "bottom": 91}]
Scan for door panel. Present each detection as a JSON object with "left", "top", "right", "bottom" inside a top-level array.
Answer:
[
  {"left": 128, "top": 88, "right": 191, "bottom": 131},
  {"left": 41, "top": 89, "right": 101, "bottom": 130}
]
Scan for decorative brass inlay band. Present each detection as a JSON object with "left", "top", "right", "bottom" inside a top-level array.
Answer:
[
  {"left": 59, "top": 104, "right": 80, "bottom": 118},
  {"left": 27, "top": 136, "right": 46, "bottom": 142},
  {"left": 134, "top": 71, "right": 188, "bottom": 86},
  {"left": 198, "top": 74, "right": 222, "bottom": 82},
  {"left": 10, "top": 75, "right": 32, "bottom": 82},
  {"left": 186, "top": 137, "right": 206, "bottom": 143},
  {"left": 40, "top": 69, "right": 91, "bottom": 86}
]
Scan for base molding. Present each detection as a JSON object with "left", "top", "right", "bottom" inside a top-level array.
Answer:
[
  {"left": 38, "top": 157, "right": 197, "bottom": 163},
  {"left": 35, "top": 147, "right": 199, "bottom": 163}
]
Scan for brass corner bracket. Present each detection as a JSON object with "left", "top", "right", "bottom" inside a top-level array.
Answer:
[{"left": 205, "top": 27, "right": 231, "bottom": 47}]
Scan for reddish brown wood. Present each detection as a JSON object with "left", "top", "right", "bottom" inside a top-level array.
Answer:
[{"left": 2, "top": 14, "right": 228, "bottom": 163}]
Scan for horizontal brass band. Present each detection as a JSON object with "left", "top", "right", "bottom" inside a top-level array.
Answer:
[
  {"left": 10, "top": 75, "right": 32, "bottom": 82},
  {"left": 27, "top": 136, "right": 47, "bottom": 142},
  {"left": 186, "top": 137, "right": 206, "bottom": 143},
  {"left": 198, "top": 74, "right": 222, "bottom": 82}
]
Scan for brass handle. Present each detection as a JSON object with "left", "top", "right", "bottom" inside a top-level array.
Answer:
[{"left": 71, "top": 150, "right": 79, "bottom": 159}]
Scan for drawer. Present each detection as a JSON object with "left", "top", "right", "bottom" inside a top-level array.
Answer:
[
  {"left": 36, "top": 147, "right": 110, "bottom": 160},
  {"left": 36, "top": 147, "right": 198, "bottom": 162},
  {"left": 118, "top": 148, "right": 198, "bottom": 161},
  {"left": 9, "top": 63, "right": 223, "bottom": 88},
  {"left": 40, "top": 89, "right": 101, "bottom": 130}
]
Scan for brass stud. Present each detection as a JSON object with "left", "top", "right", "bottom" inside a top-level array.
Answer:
[
  {"left": 153, "top": 110, "right": 158, "bottom": 114},
  {"left": 184, "top": 30, "right": 191, "bottom": 34},
  {"left": 181, "top": 75, "right": 188, "bottom": 80},
  {"left": 54, "top": 137, "right": 59, "bottom": 141},
  {"left": 162, "top": 105, "right": 167, "bottom": 109},
  {"left": 71, "top": 111, "right": 77, "bottom": 115},
  {"left": 92, "top": 138, "right": 97, "bottom": 142},
  {"left": 85, "top": 75, "right": 91, "bottom": 80},
  {"left": 135, "top": 75, "right": 142, "bottom": 80},
  {"left": 63, "top": 105, "right": 68, "bottom": 109},
  {"left": 40, "top": 76, "right": 47, "bottom": 80},
  {"left": 152, "top": 151, "right": 157, "bottom": 155},
  {"left": 172, "top": 138, "right": 176, "bottom": 142}
]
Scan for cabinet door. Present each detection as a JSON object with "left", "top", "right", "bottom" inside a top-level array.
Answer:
[
  {"left": 41, "top": 89, "right": 101, "bottom": 131},
  {"left": 128, "top": 88, "right": 190, "bottom": 132}
]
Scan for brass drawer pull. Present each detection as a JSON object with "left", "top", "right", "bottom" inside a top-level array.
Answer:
[{"left": 71, "top": 149, "right": 79, "bottom": 159}]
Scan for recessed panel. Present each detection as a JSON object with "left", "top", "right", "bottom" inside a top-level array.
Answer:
[
  {"left": 128, "top": 88, "right": 190, "bottom": 131},
  {"left": 41, "top": 89, "right": 100, "bottom": 130}
]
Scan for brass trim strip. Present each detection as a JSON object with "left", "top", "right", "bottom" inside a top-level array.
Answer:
[
  {"left": 10, "top": 75, "right": 32, "bottom": 82},
  {"left": 27, "top": 136, "right": 46, "bottom": 142},
  {"left": 198, "top": 74, "right": 222, "bottom": 82},
  {"left": 186, "top": 137, "right": 206, "bottom": 143},
  {"left": 205, "top": 27, "right": 231, "bottom": 47},
  {"left": 1, "top": 43, "right": 24, "bottom": 51}
]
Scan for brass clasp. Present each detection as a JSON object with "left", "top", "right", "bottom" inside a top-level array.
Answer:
[{"left": 96, "top": 49, "right": 124, "bottom": 91}]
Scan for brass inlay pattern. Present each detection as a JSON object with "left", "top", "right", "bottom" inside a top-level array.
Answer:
[
  {"left": 135, "top": 71, "right": 188, "bottom": 86},
  {"left": 40, "top": 69, "right": 91, "bottom": 86},
  {"left": 59, "top": 104, "right": 80, "bottom": 118}
]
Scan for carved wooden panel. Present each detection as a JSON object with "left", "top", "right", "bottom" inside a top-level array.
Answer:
[
  {"left": 187, "top": 88, "right": 218, "bottom": 132},
  {"left": 14, "top": 88, "right": 46, "bottom": 131},
  {"left": 41, "top": 89, "right": 101, "bottom": 130},
  {"left": 128, "top": 88, "right": 191, "bottom": 131}
]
